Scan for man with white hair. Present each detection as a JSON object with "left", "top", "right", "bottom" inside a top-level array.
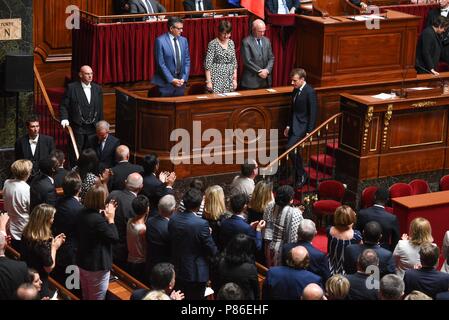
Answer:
[
  {"left": 87, "top": 120, "right": 120, "bottom": 170},
  {"left": 301, "top": 283, "right": 326, "bottom": 300},
  {"left": 282, "top": 219, "right": 330, "bottom": 281},
  {"left": 108, "top": 172, "right": 144, "bottom": 267},
  {"left": 0, "top": 213, "right": 29, "bottom": 300},
  {"left": 109, "top": 145, "right": 144, "bottom": 191}
]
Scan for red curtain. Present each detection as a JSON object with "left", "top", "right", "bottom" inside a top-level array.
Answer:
[
  {"left": 72, "top": 16, "right": 295, "bottom": 86},
  {"left": 379, "top": 4, "right": 438, "bottom": 35}
]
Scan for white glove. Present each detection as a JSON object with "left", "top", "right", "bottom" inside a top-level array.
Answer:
[{"left": 61, "top": 120, "right": 69, "bottom": 128}]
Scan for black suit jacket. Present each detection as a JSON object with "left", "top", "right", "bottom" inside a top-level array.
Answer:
[
  {"left": 355, "top": 205, "right": 400, "bottom": 251},
  {"left": 183, "top": 0, "right": 213, "bottom": 17},
  {"left": 145, "top": 215, "right": 171, "bottom": 274},
  {"left": 30, "top": 174, "right": 57, "bottom": 211},
  {"left": 14, "top": 134, "right": 55, "bottom": 176},
  {"left": 60, "top": 81, "right": 104, "bottom": 134},
  {"left": 0, "top": 257, "right": 29, "bottom": 300},
  {"left": 168, "top": 211, "right": 218, "bottom": 283},
  {"left": 404, "top": 268, "right": 449, "bottom": 299},
  {"left": 288, "top": 83, "right": 318, "bottom": 139},
  {"left": 215, "top": 259, "right": 259, "bottom": 300},
  {"left": 129, "top": 0, "right": 166, "bottom": 13},
  {"left": 87, "top": 134, "right": 120, "bottom": 170},
  {"left": 54, "top": 167, "right": 69, "bottom": 188},
  {"left": 76, "top": 208, "right": 119, "bottom": 271},
  {"left": 344, "top": 243, "right": 395, "bottom": 277},
  {"left": 109, "top": 161, "right": 144, "bottom": 191},
  {"left": 416, "top": 26, "right": 442, "bottom": 74},
  {"left": 141, "top": 173, "right": 174, "bottom": 208},
  {"left": 346, "top": 272, "right": 379, "bottom": 300},
  {"left": 426, "top": 9, "right": 449, "bottom": 45},
  {"left": 52, "top": 196, "right": 84, "bottom": 267},
  {"left": 266, "top": 0, "right": 299, "bottom": 13}
]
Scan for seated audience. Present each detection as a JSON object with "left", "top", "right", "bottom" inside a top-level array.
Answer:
[
  {"left": 21, "top": 204, "right": 65, "bottom": 298},
  {"left": 217, "top": 282, "right": 246, "bottom": 300},
  {"left": 262, "top": 246, "right": 321, "bottom": 300},
  {"left": 178, "top": 179, "right": 205, "bottom": 217},
  {"left": 145, "top": 195, "right": 176, "bottom": 279},
  {"left": 283, "top": 219, "right": 331, "bottom": 281},
  {"left": 393, "top": 217, "right": 434, "bottom": 278},
  {"left": 247, "top": 180, "right": 273, "bottom": 224},
  {"left": 325, "top": 274, "right": 350, "bottom": 300},
  {"left": 26, "top": 268, "right": 45, "bottom": 299},
  {"left": 202, "top": 185, "right": 231, "bottom": 249},
  {"left": 87, "top": 120, "right": 120, "bottom": 170},
  {"left": 109, "top": 145, "right": 144, "bottom": 191},
  {"left": 327, "top": 205, "right": 362, "bottom": 275},
  {"left": 29, "top": 156, "right": 58, "bottom": 211},
  {"left": 52, "top": 149, "right": 68, "bottom": 188},
  {"left": 265, "top": 0, "right": 300, "bottom": 14},
  {"left": 379, "top": 274, "right": 404, "bottom": 300},
  {"left": 230, "top": 159, "right": 258, "bottom": 198},
  {"left": 2, "top": 159, "right": 33, "bottom": 253},
  {"left": 14, "top": 116, "right": 55, "bottom": 177},
  {"left": 127, "top": 195, "right": 149, "bottom": 281},
  {"left": 183, "top": 0, "right": 213, "bottom": 18},
  {"left": 403, "top": 242, "right": 449, "bottom": 298},
  {"left": 0, "top": 213, "right": 29, "bottom": 300},
  {"left": 205, "top": 20, "right": 238, "bottom": 93},
  {"left": 76, "top": 185, "right": 119, "bottom": 300},
  {"left": 404, "top": 290, "right": 432, "bottom": 300},
  {"left": 301, "top": 283, "right": 326, "bottom": 300},
  {"left": 264, "top": 185, "right": 303, "bottom": 267},
  {"left": 346, "top": 249, "right": 379, "bottom": 300},
  {"left": 355, "top": 188, "right": 400, "bottom": 250},
  {"left": 214, "top": 234, "right": 259, "bottom": 300},
  {"left": 344, "top": 221, "right": 395, "bottom": 277},
  {"left": 220, "top": 193, "right": 265, "bottom": 251}
]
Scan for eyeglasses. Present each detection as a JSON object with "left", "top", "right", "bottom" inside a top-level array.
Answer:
[{"left": 172, "top": 26, "right": 183, "bottom": 30}]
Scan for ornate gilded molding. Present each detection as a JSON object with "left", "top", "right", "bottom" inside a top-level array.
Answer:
[
  {"left": 362, "top": 106, "right": 374, "bottom": 151},
  {"left": 411, "top": 101, "right": 436, "bottom": 108},
  {"left": 382, "top": 104, "right": 394, "bottom": 148}
]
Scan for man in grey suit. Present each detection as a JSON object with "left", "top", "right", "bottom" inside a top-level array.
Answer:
[
  {"left": 129, "top": 0, "right": 166, "bottom": 21},
  {"left": 241, "top": 19, "right": 275, "bottom": 90}
]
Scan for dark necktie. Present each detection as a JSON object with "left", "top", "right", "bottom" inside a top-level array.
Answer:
[
  {"left": 145, "top": 0, "right": 154, "bottom": 13},
  {"left": 197, "top": 0, "right": 204, "bottom": 11},
  {"left": 293, "top": 89, "right": 302, "bottom": 103},
  {"left": 173, "top": 37, "right": 182, "bottom": 76},
  {"left": 257, "top": 38, "right": 262, "bottom": 48}
]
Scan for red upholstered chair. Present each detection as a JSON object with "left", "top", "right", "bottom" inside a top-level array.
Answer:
[
  {"left": 440, "top": 175, "right": 449, "bottom": 191},
  {"left": 384, "top": 206, "right": 394, "bottom": 214},
  {"left": 409, "top": 179, "right": 430, "bottom": 195},
  {"left": 361, "top": 186, "right": 378, "bottom": 209},
  {"left": 313, "top": 180, "right": 346, "bottom": 227},
  {"left": 389, "top": 183, "right": 412, "bottom": 199}
]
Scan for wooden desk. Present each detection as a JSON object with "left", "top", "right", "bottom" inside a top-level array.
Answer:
[
  {"left": 337, "top": 89, "right": 449, "bottom": 180},
  {"left": 296, "top": 10, "right": 420, "bottom": 86},
  {"left": 392, "top": 191, "right": 449, "bottom": 249},
  {"left": 115, "top": 87, "right": 292, "bottom": 178}
]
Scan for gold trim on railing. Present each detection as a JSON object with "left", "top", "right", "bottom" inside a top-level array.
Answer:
[
  {"left": 411, "top": 101, "right": 436, "bottom": 108},
  {"left": 362, "top": 106, "right": 374, "bottom": 151},
  {"left": 382, "top": 104, "right": 394, "bottom": 149}
]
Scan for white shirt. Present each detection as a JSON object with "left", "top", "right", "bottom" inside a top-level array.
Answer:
[
  {"left": 169, "top": 33, "right": 182, "bottom": 68},
  {"left": 46, "top": 175, "right": 55, "bottom": 185},
  {"left": 441, "top": 7, "right": 449, "bottom": 17},
  {"left": 81, "top": 81, "right": 92, "bottom": 104},
  {"left": 29, "top": 134, "right": 39, "bottom": 156},
  {"left": 277, "top": 0, "right": 289, "bottom": 14},
  {"left": 3, "top": 179, "right": 30, "bottom": 240},
  {"left": 196, "top": 0, "right": 204, "bottom": 11}
]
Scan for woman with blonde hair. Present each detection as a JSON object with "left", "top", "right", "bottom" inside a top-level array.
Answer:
[
  {"left": 393, "top": 217, "right": 434, "bottom": 278},
  {"left": 203, "top": 185, "right": 231, "bottom": 248},
  {"left": 325, "top": 274, "right": 350, "bottom": 300},
  {"left": 327, "top": 205, "right": 362, "bottom": 275},
  {"left": 247, "top": 181, "right": 273, "bottom": 224},
  {"left": 21, "top": 204, "right": 66, "bottom": 298}
]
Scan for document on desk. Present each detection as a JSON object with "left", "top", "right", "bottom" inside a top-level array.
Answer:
[
  {"left": 348, "top": 15, "right": 386, "bottom": 21},
  {"left": 408, "top": 87, "right": 433, "bottom": 91},
  {"left": 218, "top": 92, "right": 241, "bottom": 97},
  {"left": 371, "top": 93, "right": 395, "bottom": 100}
]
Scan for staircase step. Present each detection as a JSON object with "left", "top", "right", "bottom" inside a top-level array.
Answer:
[
  {"left": 295, "top": 184, "right": 316, "bottom": 194},
  {"left": 310, "top": 154, "right": 335, "bottom": 174},
  {"left": 304, "top": 166, "right": 332, "bottom": 185},
  {"left": 326, "top": 140, "right": 339, "bottom": 155}
]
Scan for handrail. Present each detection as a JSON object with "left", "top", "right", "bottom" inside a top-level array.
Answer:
[
  {"left": 112, "top": 263, "right": 150, "bottom": 290},
  {"left": 4, "top": 245, "right": 80, "bottom": 300},
  {"left": 33, "top": 62, "right": 79, "bottom": 160},
  {"left": 78, "top": 8, "right": 248, "bottom": 24},
  {"left": 262, "top": 113, "right": 343, "bottom": 173}
]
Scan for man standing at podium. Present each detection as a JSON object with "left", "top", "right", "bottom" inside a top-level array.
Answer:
[
  {"left": 152, "top": 17, "right": 191, "bottom": 97},
  {"left": 283, "top": 68, "right": 317, "bottom": 187}
]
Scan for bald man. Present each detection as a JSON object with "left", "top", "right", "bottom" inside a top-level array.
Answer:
[
  {"left": 262, "top": 246, "right": 322, "bottom": 300},
  {"left": 60, "top": 65, "right": 104, "bottom": 167},
  {"left": 109, "top": 145, "right": 144, "bottom": 191},
  {"left": 301, "top": 283, "right": 326, "bottom": 300},
  {"left": 241, "top": 19, "right": 274, "bottom": 90}
]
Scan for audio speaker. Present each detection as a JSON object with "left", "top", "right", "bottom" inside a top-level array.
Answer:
[{"left": 4, "top": 54, "right": 34, "bottom": 92}]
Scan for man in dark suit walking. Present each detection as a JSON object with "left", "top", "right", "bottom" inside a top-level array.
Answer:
[
  {"left": 183, "top": 0, "right": 213, "bottom": 18},
  {"left": 29, "top": 156, "right": 59, "bottom": 211},
  {"left": 152, "top": 16, "right": 191, "bottom": 97},
  {"left": 60, "top": 65, "right": 104, "bottom": 167},
  {"left": 168, "top": 188, "right": 217, "bottom": 300},
  {"left": 241, "top": 19, "right": 275, "bottom": 90},
  {"left": 87, "top": 120, "right": 120, "bottom": 170},
  {"left": 355, "top": 188, "right": 400, "bottom": 251},
  {"left": 109, "top": 145, "right": 144, "bottom": 191},
  {"left": 416, "top": 16, "right": 448, "bottom": 75},
  {"left": 15, "top": 116, "right": 55, "bottom": 177},
  {"left": 283, "top": 68, "right": 317, "bottom": 187}
]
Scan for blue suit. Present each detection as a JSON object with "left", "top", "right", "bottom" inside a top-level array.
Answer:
[
  {"left": 404, "top": 268, "right": 449, "bottom": 299},
  {"left": 344, "top": 243, "right": 395, "bottom": 277},
  {"left": 219, "top": 215, "right": 262, "bottom": 251},
  {"left": 152, "top": 32, "right": 191, "bottom": 96},
  {"left": 282, "top": 241, "right": 330, "bottom": 281}
]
